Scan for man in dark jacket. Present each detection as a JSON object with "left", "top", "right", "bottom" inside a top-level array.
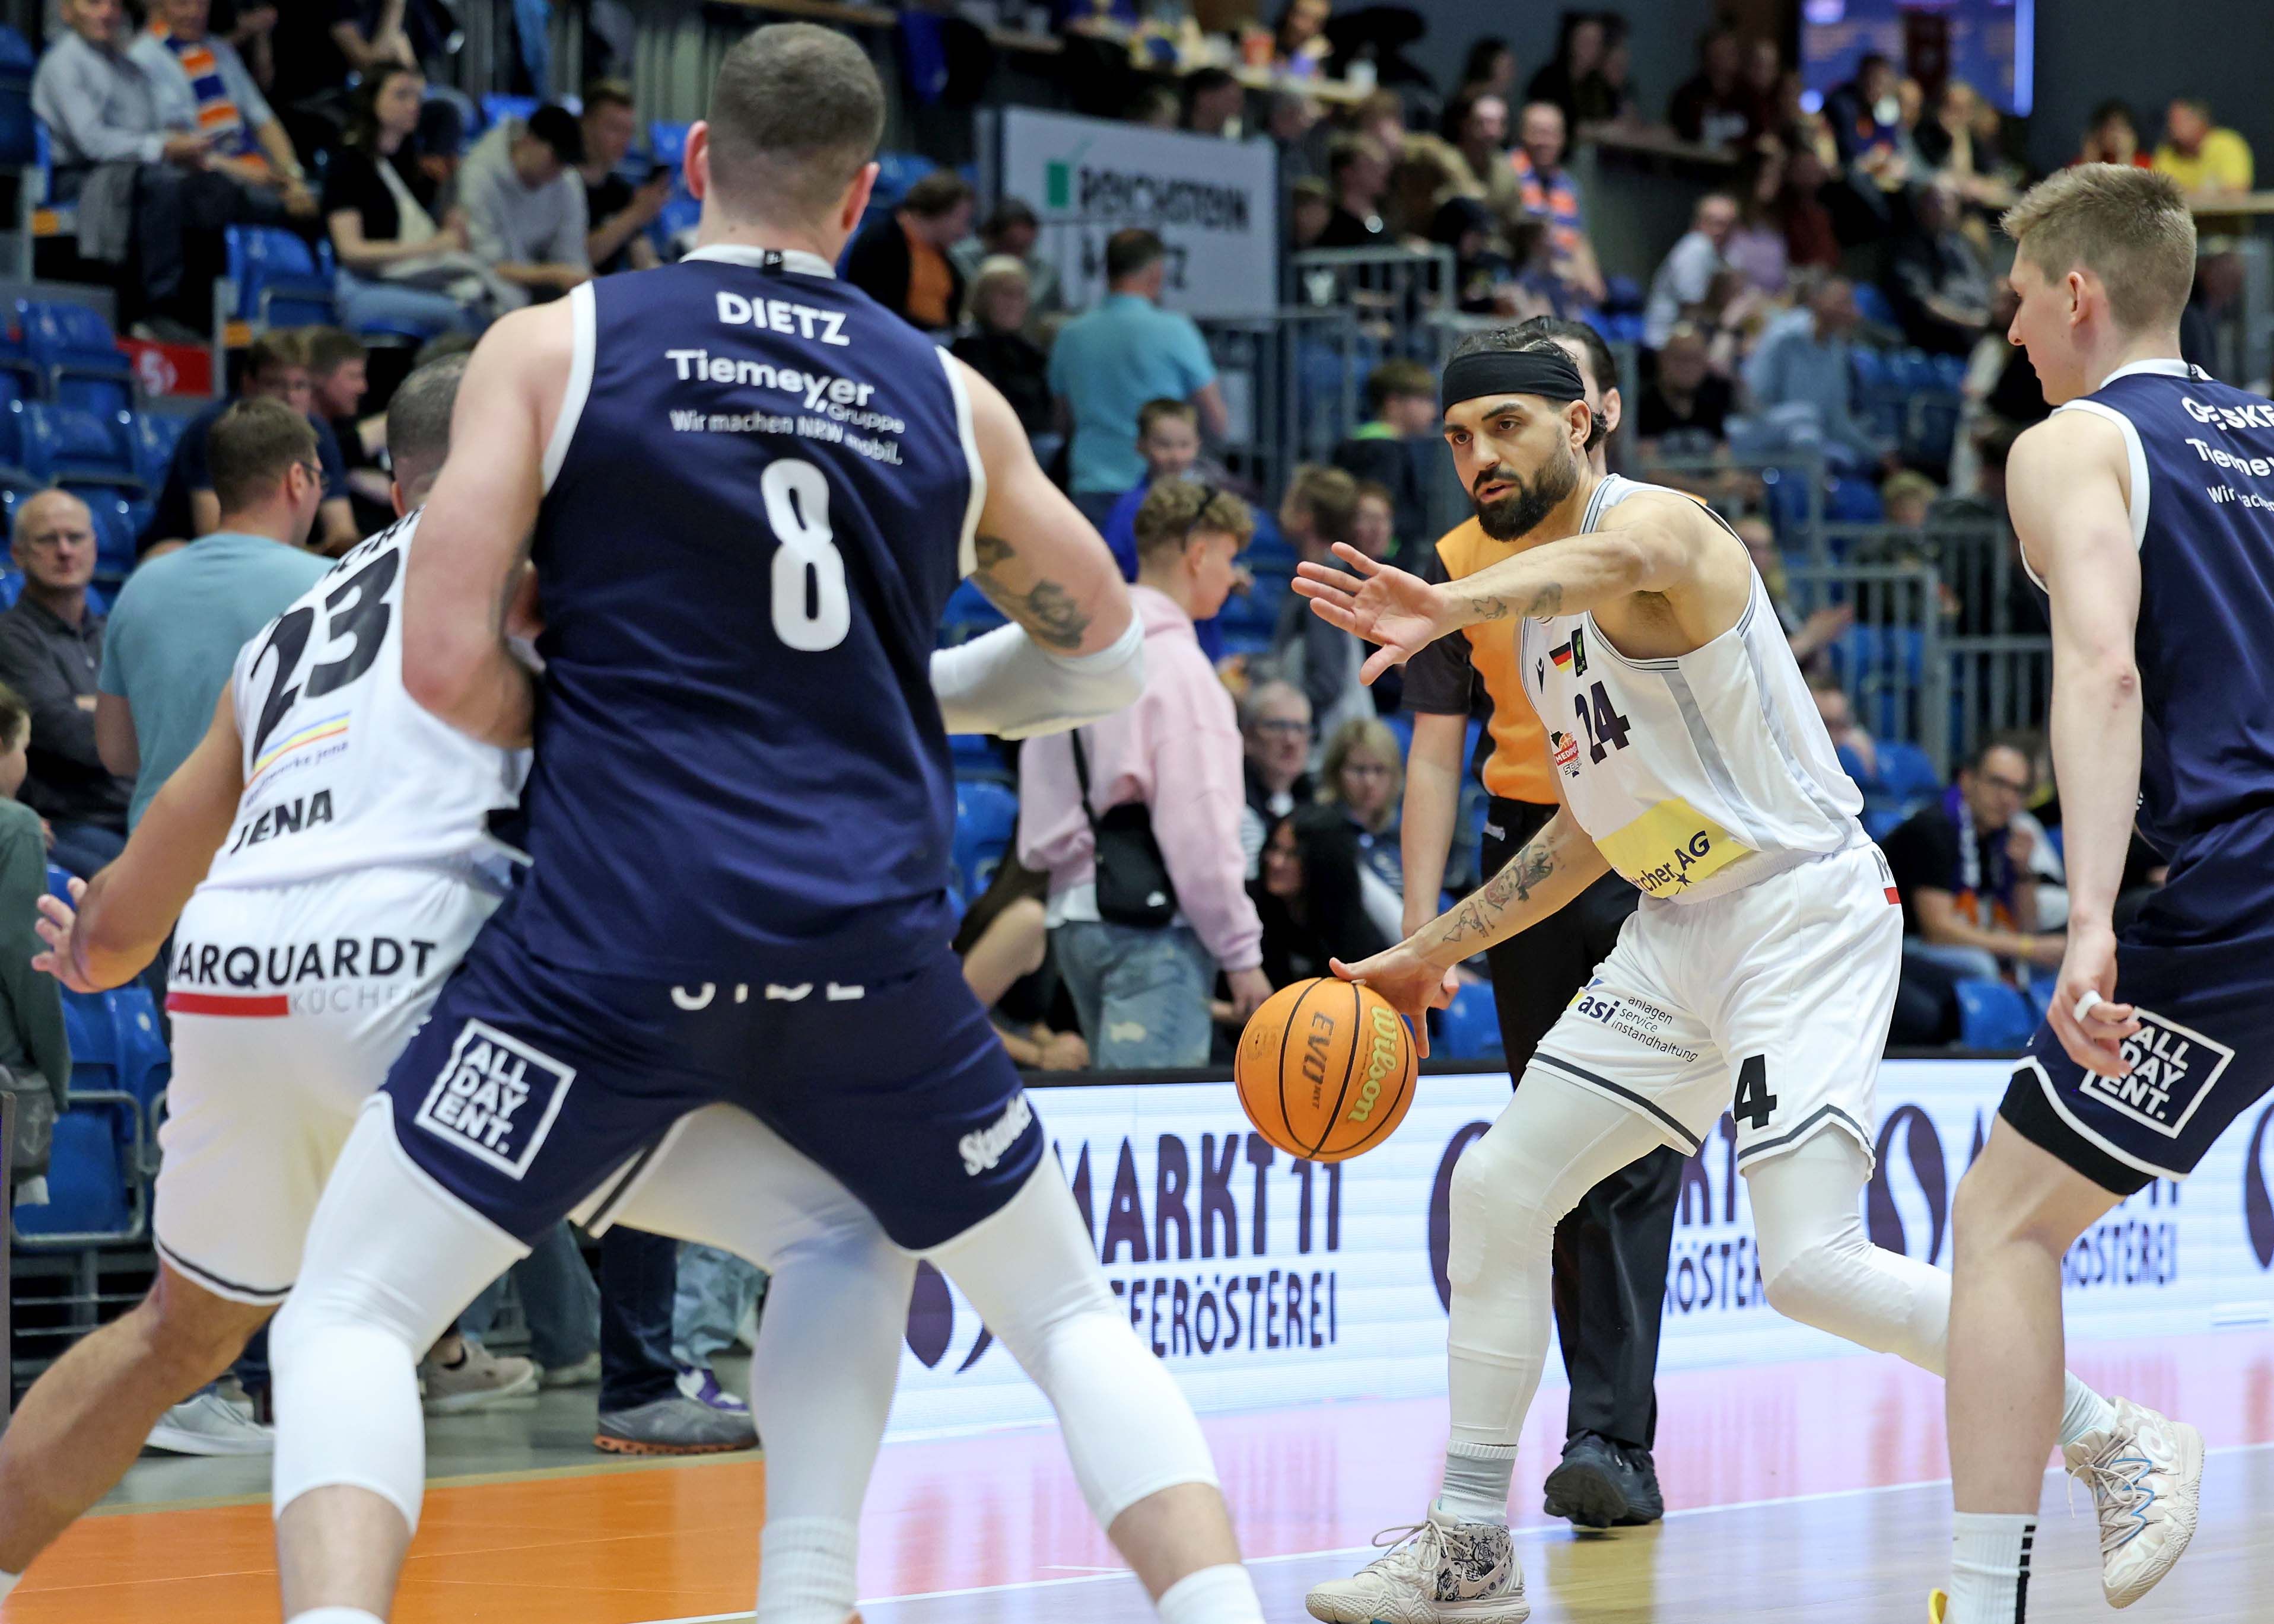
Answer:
[{"left": 842, "top": 168, "right": 974, "bottom": 333}]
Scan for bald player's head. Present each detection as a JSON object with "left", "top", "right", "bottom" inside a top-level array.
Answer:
[{"left": 387, "top": 354, "right": 469, "bottom": 513}]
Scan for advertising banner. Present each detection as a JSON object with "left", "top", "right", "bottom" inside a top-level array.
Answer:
[
  {"left": 997, "top": 108, "right": 1279, "bottom": 319},
  {"left": 885, "top": 1062, "right": 2274, "bottom": 1439}
]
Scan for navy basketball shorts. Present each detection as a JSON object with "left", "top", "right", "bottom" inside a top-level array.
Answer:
[
  {"left": 2000, "top": 928, "right": 2274, "bottom": 1195},
  {"left": 377, "top": 909, "right": 1044, "bottom": 1252}
]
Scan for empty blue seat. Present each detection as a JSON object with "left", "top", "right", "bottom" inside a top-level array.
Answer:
[
  {"left": 1435, "top": 982, "right": 1502, "bottom": 1060},
  {"left": 1824, "top": 475, "right": 1885, "bottom": 525},
  {"left": 43, "top": 862, "right": 72, "bottom": 902},
  {"left": 0, "top": 397, "right": 59, "bottom": 480},
  {"left": 12, "top": 1103, "right": 135, "bottom": 1240},
  {"left": 18, "top": 300, "right": 133, "bottom": 416},
  {"left": 110, "top": 984, "right": 170, "bottom": 1119},
  {"left": 226, "top": 227, "right": 337, "bottom": 327},
  {"left": 0, "top": 567, "right": 20, "bottom": 609},
  {"left": 649, "top": 121, "right": 691, "bottom": 169},
  {"left": 1849, "top": 349, "right": 1891, "bottom": 390},
  {"left": 1851, "top": 283, "right": 1897, "bottom": 329},
  {"left": 1875, "top": 740, "right": 1941, "bottom": 805},
  {"left": 128, "top": 409, "right": 189, "bottom": 486},
  {"left": 480, "top": 93, "right": 540, "bottom": 132},
  {"left": 953, "top": 779, "right": 1019, "bottom": 896},
  {"left": 1860, "top": 803, "right": 1906, "bottom": 843},
  {"left": 47, "top": 407, "right": 135, "bottom": 483},
  {"left": 61, "top": 986, "right": 120, "bottom": 1093},
  {"left": 949, "top": 732, "right": 1007, "bottom": 779},
  {"left": 1954, "top": 979, "right": 2035, "bottom": 1050}
]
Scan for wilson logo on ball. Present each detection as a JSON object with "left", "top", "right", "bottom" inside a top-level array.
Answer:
[{"left": 1347, "top": 1005, "right": 1404, "bottom": 1125}]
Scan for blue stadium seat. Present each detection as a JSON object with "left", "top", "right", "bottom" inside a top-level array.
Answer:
[
  {"left": 480, "top": 94, "right": 540, "bottom": 132},
  {"left": 1851, "top": 283, "right": 1897, "bottom": 329},
  {"left": 61, "top": 986, "right": 119, "bottom": 1093},
  {"left": 949, "top": 732, "right": 1007, "bottom": 779},
  {"left": 938, "top": 577, "right": 1007, "bottom": 645},
  {"left": 1824, "top": 475, "right": 1885, "bottom": 525},
  {"left": 0, "top": 397, "right": 59, "bottom": 481},
  {"left": 1849, "top": 349, "right": 1891, "bottom": 391},
  {"left": 110, "top": 984, "right": 170, "bottom": 1119},
  {"left": 18, "top": 301, "right": 133, "bottom": 417},
  {"left": 869, "top": 152, "right": 938, "bottom": 211},
  {"left": 649, "top": 122, "right": 690, "bottom": 170},
  {"left": 1860, "top": 804, "right": 1906, "bottom": 843},
  {"left": 1384, "top": 709, "right": 1414, "bottom": 760},
  {"left": 74, "top": 489, "right": 136, "bottom": 579},
  {"left": 11, "top": 1101, "right": 136, "bottom": 1241},
  {"left": 0, "top": 566, "right": 21, "bottom": 608},
  {"left": 0, "top": 28, "right": 35, "bottom": 171},
  {"left": 128, "top": 410, "right": 189, "bottom": 486},
  {"left": 1874, "top": 740, "right": 1942, "bottom": 805},
  {"left": 1954, "top": 979, "right": 2035, "bottom": 1050},
  {"left": 1217, "top": 626, "right": 1272, "bottom": 661},
  {"left": 2027, "top": 972, "right": 2059, "bottom": 1020},
  {"left": 1435, "top": 983, "right": 1503, "bottom": 1060},
  {"left": 952, "top": 779, "right": 1019, "bottom": 896},
  {"left": 225, "top": 227, "right": 338, "bottom": 328},
  {"left": 47, "top": 407, "right": 136, "bottom": 484}
]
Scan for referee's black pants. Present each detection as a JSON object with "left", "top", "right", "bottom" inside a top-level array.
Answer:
[{"left": 1480, "top": 796, "right": 1685, "bottom": 1453}]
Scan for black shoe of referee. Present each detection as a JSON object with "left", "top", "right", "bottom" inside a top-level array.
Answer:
[{"left": 1542, "top": 1431, "right": 1665, "bottom": 1529}]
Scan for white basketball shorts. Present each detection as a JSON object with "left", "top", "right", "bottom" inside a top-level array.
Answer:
[
  {"left": 1530, "top": 839, "right": 1903, "bottom": 1170},
  {"left": 152, "top": 865, "right": 499, "bottom": 1304}
]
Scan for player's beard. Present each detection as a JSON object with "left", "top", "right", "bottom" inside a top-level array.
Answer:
[{"left": 1471, "top": 442, "right": 1580, "bottom": 541}]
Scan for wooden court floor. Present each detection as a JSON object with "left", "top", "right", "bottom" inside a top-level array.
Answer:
[{"left": 5, "top": 1331, "right": 2272, "bottom": 1623}]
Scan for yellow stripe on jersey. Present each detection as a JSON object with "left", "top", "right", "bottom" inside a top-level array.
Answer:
[
  {"left": 1594, "top": 798, "right": 1754, "bottom": 899},
  {"left": 250, "top": 715, "right": 349, "bottom": 779}
]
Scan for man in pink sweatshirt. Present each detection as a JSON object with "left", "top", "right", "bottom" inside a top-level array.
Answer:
[{"left": 1017, "top": 480, "right": 1273, "bottom": 1066}]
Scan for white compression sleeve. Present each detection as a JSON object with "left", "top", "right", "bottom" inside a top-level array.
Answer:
[{"left": 930, "top": 613, "right": 1145, "bottom": 740}]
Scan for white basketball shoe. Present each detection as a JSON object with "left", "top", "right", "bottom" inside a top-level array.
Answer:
[
  {"left": 2062, "top": 1396, "right": 2204, "bottom": 1607},
  {"left": 1305, "top": 1508, "right": 1529, "bottom": 1623}
]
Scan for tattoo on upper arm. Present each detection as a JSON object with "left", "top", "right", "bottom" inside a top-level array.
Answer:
[
  {"left": 970, "top": 531, "right": 1092, "bottom": 651},
  {"left": 1437, "top": 837, "right": 1559, "bottom": 947}
]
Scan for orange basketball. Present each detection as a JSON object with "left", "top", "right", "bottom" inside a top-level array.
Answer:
[{"left": 1234, "top": 977, "right": 1419, "bottom": 1162}]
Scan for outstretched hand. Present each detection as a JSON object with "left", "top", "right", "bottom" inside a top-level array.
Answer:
[
  {"left": 1292, "top": 543, "right": 1456, "bottom": 684},
  {"left": 30, "top": 878, "right": 100, "bottom": 995},
  {"left": 1329, "top": 942, "right": 1455, "bottom": 1059}
]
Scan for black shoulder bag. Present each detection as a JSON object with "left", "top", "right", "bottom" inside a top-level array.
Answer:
[{"left": 1067, "top": 730, "right": 1179, "bottom": 929}]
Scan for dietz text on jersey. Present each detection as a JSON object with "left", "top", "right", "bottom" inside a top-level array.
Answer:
[{"left": 711, "top": 289, "right": 848, "bottom": 345}]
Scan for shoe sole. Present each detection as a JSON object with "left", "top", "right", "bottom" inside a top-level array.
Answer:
[
  {"left": 1306, "top": 1592, "right": 1530, "bottom": 1623},
  {"left": 422, "top": 1365, "right": 542, "bottom": 1415},
  {"left": 1542, "top": 1459, "right": 1630, "bottom": 1530},
  {"left": 144, "top": 1427, "right": 273, "bottom": 1457},
  {"left": 2107, "top": 1420, "right": 2205, "bottom": 1608},
  {"left": 591, "top": 1433, "right": 755, "bottom": 1456}
]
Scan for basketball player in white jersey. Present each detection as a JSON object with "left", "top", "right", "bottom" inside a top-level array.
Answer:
[
  {"left": 1287, "top": 333, "right": 2195, "bottom": 1623},
  {"left": 0, "top": 358, "right": 917, "bottom": 1624}
]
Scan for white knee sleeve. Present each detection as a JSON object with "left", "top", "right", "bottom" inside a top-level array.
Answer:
[
  {"left": 1746, "top": 1131, "right": 1948, "bottom": 1375},
  {"left": 925, "top": 1162, "right": 1217, "bottom": 1527},
  {"left": 272, "top": 1104, "right": 527, "bottom": 1527},
  {"left": 1443, "top": 1066, "right": 1673, "bottom": 1446}
]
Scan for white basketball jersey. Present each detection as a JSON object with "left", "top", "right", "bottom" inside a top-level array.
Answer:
[
  {"left": 202, "top": 511, "right": 529, "bottom": 891},
  {"left": 1518, "top": 475, "right": 1862, "bottom": 905}
]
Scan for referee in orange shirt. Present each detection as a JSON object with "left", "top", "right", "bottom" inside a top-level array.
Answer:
[{"left": 1398, "top": 317, "right": 1683, "bottom": 1528}]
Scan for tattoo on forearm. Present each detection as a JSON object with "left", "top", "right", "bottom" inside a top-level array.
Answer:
[
  {"left": 1436, "top": 837, "right": 1559, "bottom": 948},
  {"left": 1463, "top": 582, "right": 1562, "bottom": 625},
  {"left": 970, "top": 531, "right": 1092, "bottom": 651}
]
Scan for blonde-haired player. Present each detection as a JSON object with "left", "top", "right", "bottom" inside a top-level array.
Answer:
[
  {"left": 1935, "top": 163, "right": 2272, "bottom": 1624},
  {"left": 1286, "top": 331, "right": 2186, "bottom": 1624}
]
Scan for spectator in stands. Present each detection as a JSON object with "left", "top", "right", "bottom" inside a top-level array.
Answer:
[
  {"left": 133, "top": 0, "right": 314, "bottom": 221},
  {"left": 1810, "top": 671, "right": 1875, "bottom": 781},
  {"left": 2075, "top": 99, "right": 2151, "bottom": 168},
  {"left": 1271, "top": 464, "right": 1371, "bottom": 745},
  {"left": 1328, "top": 362, "right": 1433, "bottom": 565},
  {"left": 578, "top": 81, "right": 670, "bottom": 276},
  {"left": 1593, "top": 20, "right": 1642, "bottom": 129},
  {"left": 0, "top": 493, "right": 131, "bottom": 879},
  {"left": 1776, "top": 146, "right": 1842, "bottom": 275},
  {"left": 1723, "top": 152, "right": 1790, "bottom": 296},
  {"left": 1267, "top": 88, "right": 1327, "bottom": 184},
  {"left": 1350, "top": 479, "right": 1397, "bottom": 564},
  {"left": 1318, "top": 135, "right": 1391, "bottom": 249},
  {"left": 142, "top": 329, "right": 358, "bottom": 556},
  {"left": 1096, "top": 397, "right": 1202, "bottom": 580},
  {"left": 670, "top": 1241, "right": 765, "bottom": 1421},
  {"left": 1182, "top": 67, "right": 1245, "bottom": 138},
  {"left": 322, "top": 63, "right": 493, "bottom": 338},
  {"left": 1525, "top": 12, "right": 1613, "bottom": 129},
  {"left": 1882, "top": 737, "right": 2065, "bottom": 991},
  {"left": 1824, "top": 52, "right": 1906, "bottom": 177},
  {"left": 1442, "top": 90, "right": 1524, "bottom": 228},
  {"left": 1049, "top": 228, "right": 1227, "bottom": 527},
  {"left": 950, "top": 257, "right": 1052, "bottom": 438},
  {"left": 1738, "top": 275, "right": 1891, "bottom": 475},
  {"left": 1239, "top": 679, "right": 1312, "bottom": 874},
  {"left": 1634, "top": 323, "right": 1732, "bottom": 460},
  {"left": 950, "top": 198, "right": 1062, "bottom": 325},
  {"left": 1251, "top": 807, "right": 1390, "bottom": 988},
  {"left": 1881, "top": 469, "right": 1938, "bottom": 529},
  {"left": 1737, "top": 512, "right": 1850, "bottom": 668},
  {"left": 1511, "top": 101, "right": 1605, "bottom": 307},
  {"left": 1913, "top": 79, "right": 2017, "bottom": 218},
  {"left": 31, "top": 0, "right": 282, "bottom": 342},
  {"left": 1459, "top": 37, "right": 1518, "bottom": 105},
  {"left": 1642, "top": 190, "right": 1738, "bottom": 350},
  {"left": 1739, "top": 37, "right": 1784, "bottom": 138},
  {"left": 1271, "top": 0, "right": 1332, "bottom": 75},
  {"left": 1433, "top": 195, "right": 1518, "bottom": 317},
  {"left": 843, "top": 168, "right": 973, "bottom": 335},
  {"left": 2154, "top": 97, "right": 2253, "bottom": 199},
  {"left": 1128, "top": 83, "right": 1181, "bottom": 131},
  {"left": 304, "top": 326, "right": 392, "bottom": 534},
  {"left": 1887, "top": 180, "right": 1992, "bottom": 356},
  {"left": 458, "top": 103, "right": 592, "bottom": 309},
  {"left": 1317, "top": 714, "right": 1404, "bottom": 940},
  {"left": 1668, "top": 27, "right": 1754, "bottom": 149},
  {"left": 955, "top": 859, "right": 1089, "bottom": 1071},
  {"left": 0, "top": 678, "right": 68, "bottom": 1208},
  {"left": 98, "top": 400, "right": 330, "bottom": 831},
  {"left": 1289, "top": 177, "right": 1333, "bottom": 250},
  {"left": 1016, "top": 481, "right": 1270, "bottom": 1066}
]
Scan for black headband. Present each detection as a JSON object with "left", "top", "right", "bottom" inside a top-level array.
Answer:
[{"left": 1440, "top": 348, "right": 1588, "bottom": 415}]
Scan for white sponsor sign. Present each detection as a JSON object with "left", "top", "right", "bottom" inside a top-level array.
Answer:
[
  {"left": 886, "top": 1062, "right": 2274, "bottom": 1439},
  {"left": 997, "top": 108, "right": 1279, "bottom": 319}
]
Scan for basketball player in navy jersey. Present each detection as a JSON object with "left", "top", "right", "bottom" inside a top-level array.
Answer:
[
  {"left": 263, "top": 24, "right": 1268, "bottom": 1624},
  {"left": 1933, "top": 165, "right": 2263, "bottom": 1623}
]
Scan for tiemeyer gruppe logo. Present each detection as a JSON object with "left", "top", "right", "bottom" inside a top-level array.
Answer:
[{"left": 907, "top": 1130, "right": 1346, "bottom": 1373}]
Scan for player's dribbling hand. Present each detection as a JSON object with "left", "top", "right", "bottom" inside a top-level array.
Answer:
[
  {"left": 2047, "top": 919, "right": 2138, "bottom": 1081},
  {"left": 30, "top": 881, "right": 100, "bottom": 995},
  {"left": 1293, "top": 544, "right": 1455, "bottom": 684},
  {"left": 1330, "top": 945, "right": 1455, "bottom": 1059}
]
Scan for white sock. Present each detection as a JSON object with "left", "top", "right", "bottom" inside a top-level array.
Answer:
[
  {"left": 287, "top": 1610, "right": 386, "bottom": 1624},
  {"left": 1947, "top": 1512, "right": 2037, "bottom": 1624},
  {"left": 2056, "top": 1375, "right": 2118, "bottom": 1448},
  {"left": 756, "top": 1515, "right": 859, "bottom": 1624},
  {"left": 1155, "top": 1562, "right": 1264, "bottom": 1624},
  {"left": 1434, "top": 1440, "right": 1518, "bottom": 1526}
]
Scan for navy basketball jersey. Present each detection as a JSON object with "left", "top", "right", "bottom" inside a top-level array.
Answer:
[
  {"left": 518, "top": 246, "right": 982, "bottom": 979},
  {"left": 2050, "top": 361, "right": 2274, "bottom": 869}
]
